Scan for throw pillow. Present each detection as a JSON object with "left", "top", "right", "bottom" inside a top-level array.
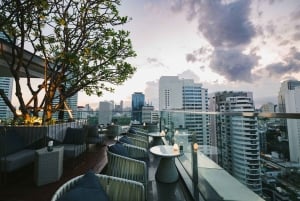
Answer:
[
  {"left": 0, "top": 129, "right": 25, "bottom": 155},
  {"left": 119, "top": 136, "right": 133, "bottom": 145},
  {"left": 85, "top": 125, "right": 98, "bottom": 137},
  {"left": 128, "top": 128, "right": 136, "bottom": 134},
  {"left": 58, "top": 171, "right": 110, "bottom": 201},
  {"left": 63, "top": 127, "right": 86, "bottom": 145},
  {"left": 108, "top": 142, "right": 129, "bottom": 157}
]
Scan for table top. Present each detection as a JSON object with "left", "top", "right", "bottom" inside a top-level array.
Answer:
[
  {"left": 147, "top": 132, "right": 165, "bottom": 137},
  {"left": 150, "top": 145, "right": 181, "bottom": 158},
  {"left": 36, "top": 146, "right": 64, "bottom": 155},
  {"left": 174, "top": 133, "right": 192, "bottom": 136}
]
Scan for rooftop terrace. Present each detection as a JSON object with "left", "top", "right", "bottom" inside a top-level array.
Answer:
[{"left": 0, "top": 116, "right": 269, "bottom": 201}]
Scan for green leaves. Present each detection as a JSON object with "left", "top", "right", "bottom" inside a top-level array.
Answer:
[{"left": 1, "top": 0, "right": 137, "bottom": 122}]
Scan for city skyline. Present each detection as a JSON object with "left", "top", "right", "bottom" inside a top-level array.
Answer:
[
  {"left": 77, "top": 0, "right": 300, "bottom": 109},
  {"left": 11, "top": 0, "right": 300, "bottom": 110}
]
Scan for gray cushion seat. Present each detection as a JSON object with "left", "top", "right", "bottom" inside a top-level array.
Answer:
[
  {"left": 0, "top": 149, "right": 35, "bottom": 172},
  {"left": 63, "top": 144, "right": 87, "bottom": 159},
  {"left": 0, "top": 129, "right": 35, "bottom": 172},
  {"left": 85, "top": 125, "right": 104, "bottom": 145},
  {"left": 61, "top": 127, "right": 87, "bottom": 159}
]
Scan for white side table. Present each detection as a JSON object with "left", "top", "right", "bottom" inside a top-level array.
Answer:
[
  {"left": 34, "top": 146, "right": 64, "bottom": 186},
  {"left": 150, "top": 145, "right": 181, "bottom": 183}
]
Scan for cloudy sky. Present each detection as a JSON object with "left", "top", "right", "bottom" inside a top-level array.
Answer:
[{"left": 78, "top": 0, "right": 300, "bottom": 109}]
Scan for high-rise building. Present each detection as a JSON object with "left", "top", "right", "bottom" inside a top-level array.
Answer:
[
  {"left": 0, "top": 77, "right": 13, "bottom": 120},
  {"left": 260, "top": 102, "right": 276, "bottom": 113},
  {"left": 278, "top": 80, "right": 300, "bottom": 163},
  {"left": 98, "top": 101, "right": 113, "bottom": 126},
  {"left": 114, "top": 100, "right": 123, "bottom": 113},
  {"left": 159, "top": 76, "right": 209, "bottom": 145},
  {"left": 141, "top": 104, "right": 160, "bottom": 124},
  {"left": 52, "top": 90, "right": 78, "bottom": 121},
  {"left": 210, "top": 91, "right": 262, "bottom": 194},
  {"left": 131, "top": 92, "right": 145, "bottom": 123}
]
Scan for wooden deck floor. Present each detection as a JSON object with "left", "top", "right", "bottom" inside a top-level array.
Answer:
[{"left": 0, "top": 144, "right": 108, "bottom": 201}]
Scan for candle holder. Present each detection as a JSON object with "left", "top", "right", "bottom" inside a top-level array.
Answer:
[
  {"left": 180, "top": 143, "right": 183, "bottom": 153},
  {"left": 47, "top": 140, "right": 53, "bottom": 152}
]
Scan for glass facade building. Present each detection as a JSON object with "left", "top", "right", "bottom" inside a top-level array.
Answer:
[{"left": 131, "top": 92, "right": 145, "bottom": 123}]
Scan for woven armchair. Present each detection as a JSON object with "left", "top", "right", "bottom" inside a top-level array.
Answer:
[
  {"left": 51, "top": 174, "right": 145, "bottom": 201},
  {"left": 126, "top": 136, "right": 149, "bottom": 149},
  {"left": 127, "top": 132, "right": 149, "bottom": 142},
  {"left": 122, "top": 143, "right": 148, "bottom": 160},
  {"left": 106, "top": 150, "right": 148, "bottom": 200}
]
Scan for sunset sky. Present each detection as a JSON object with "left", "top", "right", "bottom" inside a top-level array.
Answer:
[{"left": 75, "top": 0, "right": 300, "bottom": 109}]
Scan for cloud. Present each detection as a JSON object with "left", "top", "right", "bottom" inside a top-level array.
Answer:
[
  {"left": 256, "top": 47, "right": 300, "bottom": 78},
  {"left": 293, "top": 32, "right": 300, "bottom": 41},
  {"left": 146, "top": 57, "right": 165, "bottom": 67},
  {"left": 171, "top": 0, "right": 258, "bottom": 84},
  {"left": 197, "top": 0, "right": 256, "bottom": 48},
  {"left": 290, "top": 7, "right": 300, "bottom": 21},
  {"left": 185, "top": 47, "right": 212, "bottom": 63},
  {"left": 144, "top": 80, "right": 159, "bottom": 108},
  {"left": 290, "top": 47, "right": 300, "bottom": 61},
  {"left": 209, "top": 49, "right": 259, "bottom": 82},
  {"left": 177, "top": 69, "right": 200, "bottom": 82},
  {"left": 186, "top": 53, "right": 197, "bottom": 63},
  {"left": 278, "top": 40, "right": 290, "bottom": 46},
  {"left": 265, "top": 20, "right": 276, "bottom": 35},
  {"left": 170, "top": 0, "right": 256, "bottom": 48},
  {"left": 265, "top": 62, "right": 300, "bottom": 77},
  {"left": 170, "top": 0, "right": 199, "bottom": 21}
]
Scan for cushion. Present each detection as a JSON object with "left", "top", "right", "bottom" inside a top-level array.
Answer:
[
  {"left": 128, "top": 128, "right": 136, "bottom": 134},
  {"left": 63, "top": 144, "right": 86, "bottom": 159},
  {"left": 0, "top": 129, "right": 25, "bottom": 155},
  {"left": 119, "top": 136, "right": 132, "bottom": 145},
  {"left": 108, "top": 142, "right": 129, "bottom": 157},
  {"left": 58, "top": 171, "right": 109, "bottom": 201},
  {"left": 86, "top": 125, "right": 98, "bottom": 137},
  {"left": 0, "top": 149, "right": 35, "bottom": 172},
  {"left": 63, "top": 127, "right": 86, "bottom": 145}
]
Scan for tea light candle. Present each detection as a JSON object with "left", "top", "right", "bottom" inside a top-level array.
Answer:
[
  {"left": 47, "top": 140, "right": 53, "bottom": 152},
  {"left": 173, "top": 143, "right": 179, "bottom": 151},
  {"left": 48, "top": 140, "right": 53, "bottom": 147},
  {"left": 193, "top": 143, "right": 199, "bottom": 151}
]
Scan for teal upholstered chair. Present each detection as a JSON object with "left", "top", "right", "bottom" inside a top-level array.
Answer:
[
  {"left": 51, "top": 173, "right": 145, "bottom": 201},
  {"left": 106, "top": 148, "right": 148, "bottom": 200}
]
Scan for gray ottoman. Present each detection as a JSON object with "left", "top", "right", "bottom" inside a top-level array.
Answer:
[{"left": 34, "top": 146, "right": 64, "bottom": 186}]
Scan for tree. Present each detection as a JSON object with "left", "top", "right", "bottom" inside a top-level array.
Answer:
[{"left": 0, "top": 0, "right": 136, "bottom": 124}]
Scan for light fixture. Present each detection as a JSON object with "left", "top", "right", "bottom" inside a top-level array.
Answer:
[
  {"left": 173, "top": 143, "right": 179, "bottom": 151},
  {"left": 193, "top": 143, "right": 199, "bottom": 151},
  {"left": 16, "top": 110, "right": 22, "bottom": 116}
]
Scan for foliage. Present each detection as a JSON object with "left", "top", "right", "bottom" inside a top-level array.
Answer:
[{"left": 0, "top": 0, "right": 136, "bottom": 123}]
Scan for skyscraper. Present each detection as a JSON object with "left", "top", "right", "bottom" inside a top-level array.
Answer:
[
  {"left": 98, "top": 101, "right": 113, "bottom": 125},
  {"left": 210, "top": 91, "right": 262, "bottom": 194},
  {"left": 159, "top": 76, "right": 209, "bottom": 145},
  {"left": 52, "top": 90, "right": 78, "bottom": 121},
  {"left": 278, "top": 80, "right": 300, "bottom": 163},
  {"left": 131, "top": 92, "right": 145, "bottom": 123}
]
